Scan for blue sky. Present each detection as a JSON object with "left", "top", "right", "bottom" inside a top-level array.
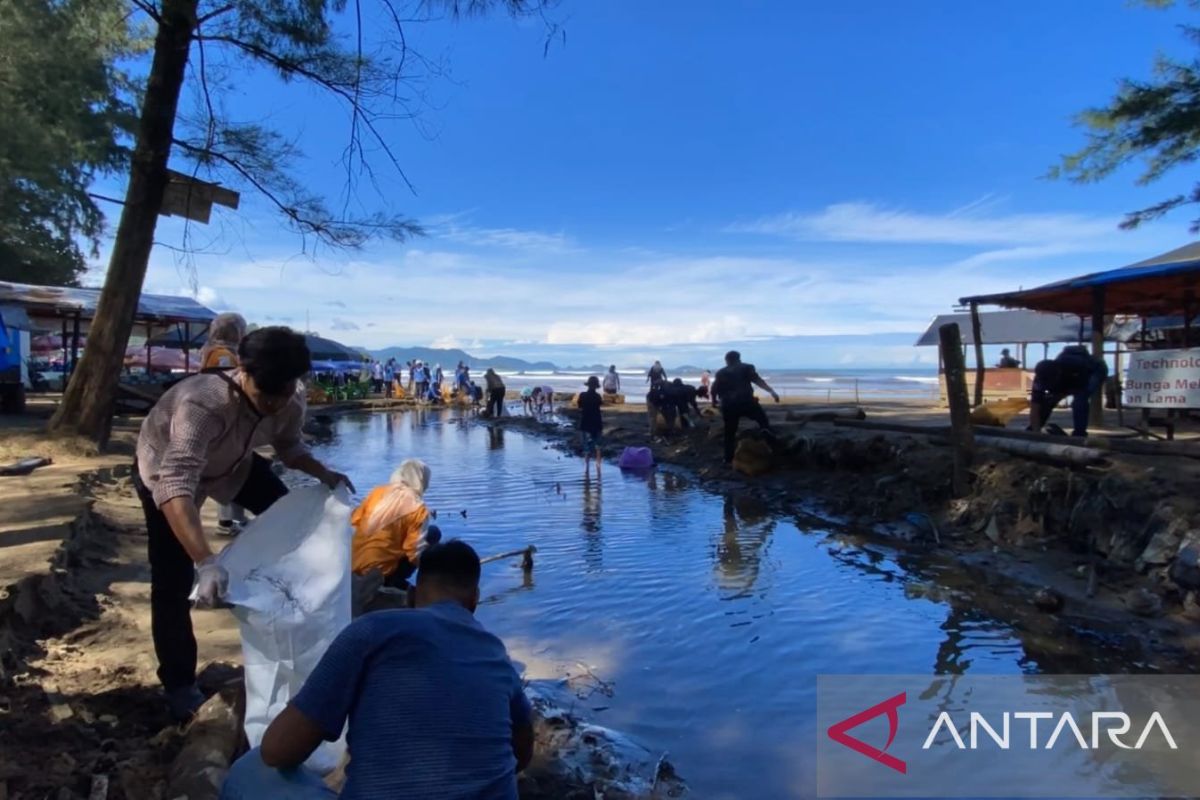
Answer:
[{"left": 92, "top": 0, "right": 1198, "bottom": 367}]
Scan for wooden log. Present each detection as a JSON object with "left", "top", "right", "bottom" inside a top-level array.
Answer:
[
  {"left": 939, "top": 323, "right": 975, "bottom": 496},
  {"left": 833, "top": 418, "right": 949, "bottom": 437},
  {"left": 165, "top": 688, "right": 244, "bottom": 800},
  {"left": 980, "top": 436, "right": 1106, "bottom": 466},
  {"left": 970, "top": 302, "right": 986, "bottom": 408},
  {"left": 784, "top": 407, "right": 867, "bottom": 423},
  {"left": 972, "top": 426, "right": 1200, "bottom": 460}
]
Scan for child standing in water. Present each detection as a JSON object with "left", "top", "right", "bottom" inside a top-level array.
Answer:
[{"left": 577, "top": 376, "right": 603, "bottom": 479}]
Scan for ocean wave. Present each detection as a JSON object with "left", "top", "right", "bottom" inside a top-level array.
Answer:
[
  {"left": 805, "top": 377, "right": 836, "bottom": 383},
  {"left": 894, "top": 376, "right": 939, "bottom": 385}
]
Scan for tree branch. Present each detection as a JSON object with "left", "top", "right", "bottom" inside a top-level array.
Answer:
[
  {"left": 198, "top": 32, "right": 417, "bottom": 193},
  {"left": 129, "top": 0, "right": 162, "bottom": 24}
]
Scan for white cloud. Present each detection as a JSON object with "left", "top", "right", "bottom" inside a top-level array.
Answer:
[
  {"left": 729, "top": 201, "right": 1154, "bottom": 249},
  {"left": 432, "top": 220, "right": 576, "bottom": 254},
  {"left": 106, "top": 197, "right": 1181, "bottom": 367}
]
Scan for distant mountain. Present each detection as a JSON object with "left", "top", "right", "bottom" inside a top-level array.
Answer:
[
  {"left": 365, "top": 345, "right": 713, "bottom": 374},
  {"left": 366, "top": 346, "right": 557, "bottom": 373}
]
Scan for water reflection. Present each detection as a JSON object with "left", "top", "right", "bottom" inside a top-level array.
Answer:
[
  {"left": 488, "top": 426, "right": 505, "bottom": 451},
  {"left": 715, "top": 495, "right": 776, "bottom": 596},
  {"left": 581, "top": 477, "right": 602, "bottom": 573}
]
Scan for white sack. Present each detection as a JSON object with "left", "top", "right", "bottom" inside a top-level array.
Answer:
[{"left": 203, "top": 484, "right": 354, "bottom": 773}]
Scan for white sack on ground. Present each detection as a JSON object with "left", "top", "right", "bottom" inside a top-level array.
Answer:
[{"left": 203, "top": 484, "right": 354, "bottom": 773}]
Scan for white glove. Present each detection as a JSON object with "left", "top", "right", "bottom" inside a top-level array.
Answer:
[{"left": 194, "top": 557, "right": 229, "bottom": 608}]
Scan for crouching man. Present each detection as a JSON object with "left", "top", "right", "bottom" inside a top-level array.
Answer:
[{"left": 221, "top": 540, "right": 535, "bottom": 800}]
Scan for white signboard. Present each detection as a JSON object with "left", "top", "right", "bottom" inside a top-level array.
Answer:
[{"left": 1123, "top": 348, "right": 1200, "bottom": 408}]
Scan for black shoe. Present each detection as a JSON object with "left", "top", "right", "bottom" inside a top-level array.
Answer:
[{"left": 166, "top": 685, "right": 205, "bottom": 722}]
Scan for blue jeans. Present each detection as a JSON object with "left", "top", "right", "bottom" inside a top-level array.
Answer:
[{"left": 220, "top": 748, "right": 337, "bottom": 800}]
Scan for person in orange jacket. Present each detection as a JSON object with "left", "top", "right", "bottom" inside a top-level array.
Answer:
[{"left": 351, "top": 459, "right": 438, "bottom": 592}]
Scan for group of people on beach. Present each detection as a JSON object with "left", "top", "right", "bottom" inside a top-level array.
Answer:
[
  {"left": 137, "top": 315, "right": 533, "bottom": 799},
  {"left": 363, "top": 358, "right": 484, "bottom": 405},
  {"left": 639, "top": 352, "right": 781, "bottom": 463}
]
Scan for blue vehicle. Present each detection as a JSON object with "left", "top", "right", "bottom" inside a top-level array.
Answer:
[{"left": 0, "top": 308, "right": 26, "bottom": 413}]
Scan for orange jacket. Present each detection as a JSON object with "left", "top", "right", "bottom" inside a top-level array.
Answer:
[
  {"left": 351, "top": 484, "right": 429, "bottom": 576},
  {"left": 201, "top": 345, "right": 238, "bottom": 371}
]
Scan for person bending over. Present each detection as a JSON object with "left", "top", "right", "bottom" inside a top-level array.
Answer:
[
  {"left": 1028, "top": 345, "right": 1108, "bottom": 437},
  {"left": 352, "top": 460, "right": 437, "bottom": 594},
  {"left": 134, "top": 327, "right": 352, "bottom": 720},
  {"left": 221, "top": 540, "right": 535, "bottom": 800},
  {"left": 671, "top": 378, "right": 701, "bottom": 429},
  {"left": 484, "top": 368, "right": 507, "bottom": 416},
  {"left": 712, "top": 350, "right": 780, "bottom": 464}
]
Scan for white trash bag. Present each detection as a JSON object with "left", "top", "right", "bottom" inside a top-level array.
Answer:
[{"left": 199, "top": 483, "right": 354, "bottom": 773}]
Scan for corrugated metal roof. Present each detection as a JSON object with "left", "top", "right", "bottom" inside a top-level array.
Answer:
[
  {"left": 0, "top": 281, "right": 217, "bottom": 324},
  {"left": 0, "top": 305, "right": 37, "bottom": 331},
  {"left": 959, "top": 242, "right": 1200, "bottom": 316},
  {"left": 914, "top": 310, "right": 1096, "bottom": 347}
]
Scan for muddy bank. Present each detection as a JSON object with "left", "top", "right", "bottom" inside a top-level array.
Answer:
[{"left": 494, "top": 403, "right": 1200, "bottom": 669}]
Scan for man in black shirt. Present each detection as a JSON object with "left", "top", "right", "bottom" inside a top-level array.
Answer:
[
  {"left": 1028, "top": 345, "right": 1109, "bottom": 437},
  {"left": 671, "top": 378, "right": 701, "bottom": 429},
  {"left": 712, "top": 350, "right": 780, "bottom": 464},
  {"left": 646, "top": 381, "right": 677, "bottom": 435},
  {"left": 577, "top": 376, "right": 604, "bottom": 478}
]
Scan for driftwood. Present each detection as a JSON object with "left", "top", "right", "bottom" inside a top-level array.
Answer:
[
  {"left": 0, "top": 457, "right": 51, "bottom": 477},
  {"left": 784, "top": 407, "right": 866, "bottom": 423},
  {"left": 165, "top": 689, "right": 244, "bottom": 800},
  {"left": 833, "top": 418, "right": 949, "bottom": 437},
  {"left": 980, "top": 436, "right": 1107, "bottom": 466},
  {"left": 480, "top": 546, "right": 537, "bottom": 570},
  {"left": 974, "top": 426, "right": 1200, "bottom": 460}
]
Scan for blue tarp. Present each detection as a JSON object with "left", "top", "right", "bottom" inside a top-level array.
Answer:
[
  {"left": 0, "top": 281, "right": 217, "bottom": 323},
  {"left": 960, "top": 242, "right": 1200, "bottom": 317}
]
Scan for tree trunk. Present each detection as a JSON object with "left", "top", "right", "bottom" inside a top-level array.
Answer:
[
  {"left": 939, "top": 322, "right": 974, "bottom": 497},
  {"left": 47, "top": 0, "right": 197, "bottom": 446}
]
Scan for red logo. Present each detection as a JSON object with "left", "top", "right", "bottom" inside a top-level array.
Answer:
[{"left": 827, "top": 692, "right": 907, "bottom": 774}]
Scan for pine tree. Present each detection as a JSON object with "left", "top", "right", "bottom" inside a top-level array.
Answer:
[{"left": 46, "top": 0, "right": 555, "bottom": 445}]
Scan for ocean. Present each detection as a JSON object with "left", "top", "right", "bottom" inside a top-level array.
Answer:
[{"left": 489, "top": 367, "right": 940, "bottom": 402}]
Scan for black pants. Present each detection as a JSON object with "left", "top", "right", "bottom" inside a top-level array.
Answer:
[
  {"left": 722, "top": 400, "right": 771, "bottom": 463},
  {"left": 487, "top": 388, "right": 505, "bottom": 416},
  {"left": 134, "top": 454, "right": 288, "bottom": 691}
]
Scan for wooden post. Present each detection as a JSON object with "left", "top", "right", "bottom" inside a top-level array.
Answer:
[
  {"left": 1089, "top": 286, "right": 1105, "bottom": 429},
  {"left": 1140, "top": 317, "right": 1150, "bottom": 437},
  {"left": 970, "top": 302, "right": 985, "bottom": 407},
  {"left": 60, "top": 318, "right": 68, "bottom": 383},
  {"left": 70, "top": 312, "right": 81, "bottom": 376},
  {"left": 146, "top": 323, "right": 153, "bottom": 376},
  {"left": 939, "top": 322, "right": 974, "bottom": 497},
  {"left": 182, "top": 322, "right": 191, "bottom": 375},
  {"left": 1114, "top": 342, "right": 1124, "bottom": 428}
]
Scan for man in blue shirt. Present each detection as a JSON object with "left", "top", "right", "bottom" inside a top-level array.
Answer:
[{"left": 221, "top": 540, "right": 534, "bottom": 800}]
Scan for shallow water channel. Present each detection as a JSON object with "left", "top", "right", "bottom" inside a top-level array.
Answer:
[{"left": 311, "top": 410, "right": 1141, "bottom": 799}]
